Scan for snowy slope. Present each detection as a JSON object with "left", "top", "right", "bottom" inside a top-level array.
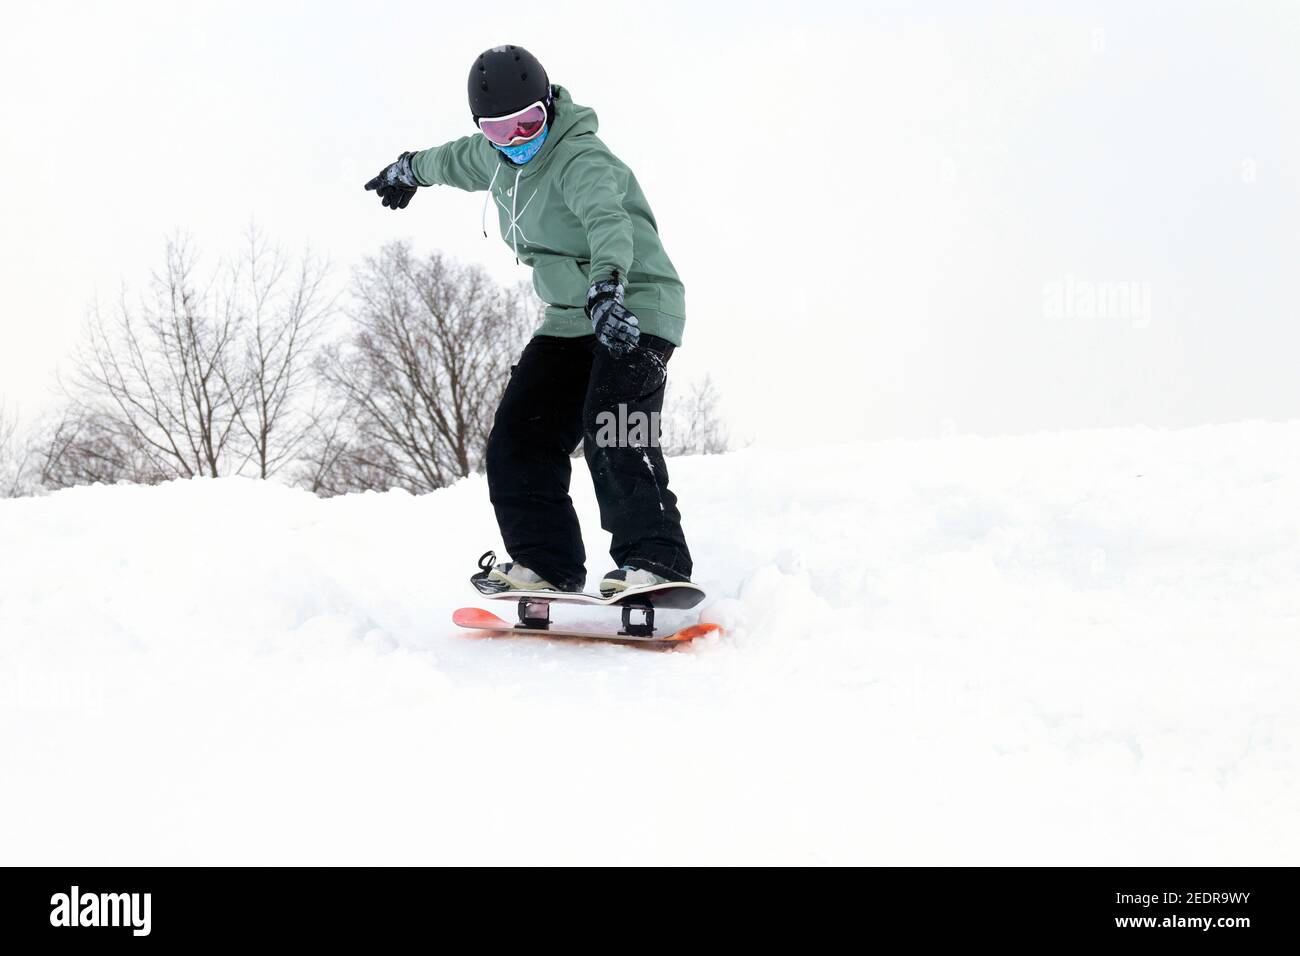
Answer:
[{"left": 2, "top": 422, "right": 1298, "bottom": 865}]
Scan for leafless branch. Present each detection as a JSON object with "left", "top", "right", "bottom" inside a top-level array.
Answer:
[
  {"left": 306, "top": 241, "right": 534, "bottom": 495},
  {"left": 663, "top": 374, "right": 731, "bottom": 456},
  {"left": 0, "top": 402, "right": 35, "bottom": 498},
  {"left": 48, "top": 232, "right": 336, "bottom": 487}
]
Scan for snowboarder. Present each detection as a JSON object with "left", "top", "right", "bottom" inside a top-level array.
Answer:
[{"left": 365, "top": 44, "right": 692, "bottom": 597}]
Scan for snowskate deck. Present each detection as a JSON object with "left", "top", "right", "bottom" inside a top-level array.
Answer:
[
  {"left": 478, "top": 581, "right": 708, "bottom": 610},
  {"left": 452, "top": 607, "right": 722, "bottom": 646}
]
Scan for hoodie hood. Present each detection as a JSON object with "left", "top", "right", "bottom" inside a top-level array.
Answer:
[{"left": 492, "top": 85, "right": 595, "bottom": 177}]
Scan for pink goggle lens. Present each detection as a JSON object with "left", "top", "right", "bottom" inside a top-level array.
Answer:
[{"left": 478, "top": 104, "right": 547, "bottom": 146}]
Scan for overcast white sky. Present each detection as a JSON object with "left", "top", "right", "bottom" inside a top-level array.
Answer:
[{"left": 2, "top": 0, "right": 1298, "bottom": 446}]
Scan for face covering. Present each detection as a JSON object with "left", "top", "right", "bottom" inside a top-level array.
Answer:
[{"left": 493, "top": 124, "right": 548, "bottom": 165}]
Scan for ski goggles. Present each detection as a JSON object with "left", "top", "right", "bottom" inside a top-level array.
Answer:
[{"left": 477, "top": 101, "right": 547, "bottom": 146}]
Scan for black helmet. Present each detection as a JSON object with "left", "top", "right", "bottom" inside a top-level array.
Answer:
[{"left": 468, "top": 45, "right": 551, "bottom": 121}]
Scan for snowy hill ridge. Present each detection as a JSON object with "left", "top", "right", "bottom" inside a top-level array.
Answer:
[{"left": 2, "top": 421, "right": 1298, "bottom": 865}]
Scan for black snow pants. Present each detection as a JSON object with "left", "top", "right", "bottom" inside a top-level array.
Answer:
[{"left": 485, "top": 333, "right": 693, "bottom": 592}]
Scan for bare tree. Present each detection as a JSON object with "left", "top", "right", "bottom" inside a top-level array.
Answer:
[
  {"left": 47, "top": 233, "right": 333, "bottom": 487},
  {"left": 293, "top": 399, "right": 404, "bottom": 496},
  {"left": 295, "top": 405, "right": 351, "bottom": 496},
  {"left": 33, "top": 407, "right": 169, "bottom": 490},
  {"left": 663, "top": 374, "right": 730, "bottom": 456},
  {"left": 0, "top": 402, "right": 33, "bottom": 498},
  {"left": 69, "top": 237, "right": 244, "bottom": 479},
  {"left": 223, "top": 226, "right": 332, "bottom": 479},
  {"left": 311, "top": 242, "right": 534, "bottom": 494}
]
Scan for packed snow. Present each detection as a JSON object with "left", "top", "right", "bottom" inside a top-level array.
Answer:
[{"left": 2, "top": 421, "right": 1298, "bottom": 865}]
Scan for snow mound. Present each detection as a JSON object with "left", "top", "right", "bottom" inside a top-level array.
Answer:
[{"left": 2, "top": 421, "right": 1298, "bottom": 864}]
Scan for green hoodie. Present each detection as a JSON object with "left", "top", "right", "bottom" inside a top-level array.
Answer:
[{"left": 410, "top": 86, "right": 686, "bottom": 346}]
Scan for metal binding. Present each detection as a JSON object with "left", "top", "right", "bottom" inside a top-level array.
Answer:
[
  {"left": 619, "top": 603, "right": 655, "bottom": 637},
  {"left": 516, "top": 598, "right": 552, "bottom": 630}
]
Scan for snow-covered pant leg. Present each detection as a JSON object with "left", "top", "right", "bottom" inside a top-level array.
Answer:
[
  {"left": 583, "top": 334, "right": 693, "bottom": 582},
  {"left": 486, "top": 336, "right": 592, "bottom": 592}
]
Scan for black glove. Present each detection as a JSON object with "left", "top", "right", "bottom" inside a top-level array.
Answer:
[
  {"left": 364, "top": 151, "right": 421, "bottom": 210},
  {"left": 586, "top": 275, "right": 640, "bottom": 356}
]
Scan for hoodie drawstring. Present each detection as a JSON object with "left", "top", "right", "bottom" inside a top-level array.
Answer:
[
  {"left": 509, "top": 167, "right": 521, "bottom": 263},
  {"left": 480, "top": 164, "right": 501, "bottom": 237},
  {"left": 482, "top": 164, "right": 538, "bottom": 265}
]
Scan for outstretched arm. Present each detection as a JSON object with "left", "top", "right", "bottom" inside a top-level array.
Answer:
[
  {"left": 410, "top": 135, "right": 497, "bottom": 191},
  {"left": 363, "top": 136, "right": 497, "bottom": 210}
]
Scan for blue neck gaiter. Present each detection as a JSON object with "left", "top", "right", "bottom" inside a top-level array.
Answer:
[{"left": 494, "top": 124, "right": 548, "bottom": 165}]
